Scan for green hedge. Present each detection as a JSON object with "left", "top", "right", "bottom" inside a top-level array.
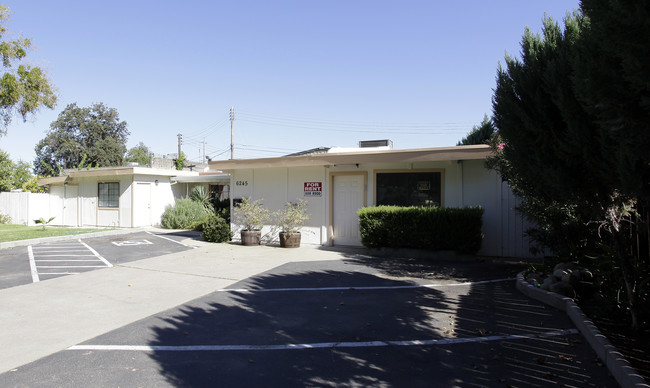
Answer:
[{"left": 358, "top": 206, "right": 484, "bottom": 253}]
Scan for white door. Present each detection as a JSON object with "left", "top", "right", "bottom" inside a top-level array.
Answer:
[
  {"left": 49, "top": 186, "right": 65, "bottom": 226},
  {"left": 134, "top": 182, "right": 152, "bottom": 227},
  {"left": 332, "top": 174, "right": 365, "bottom": 246},
  {"left": 64, "top": 185, "right": 79, "bottom": 226}
]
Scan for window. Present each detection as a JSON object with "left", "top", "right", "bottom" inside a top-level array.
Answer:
[
  {"left": 375, "top": 170, "right": 443, "bottom": 207},
  {"left": 98, "top": 182, "right": 119, "bottom": 208}
]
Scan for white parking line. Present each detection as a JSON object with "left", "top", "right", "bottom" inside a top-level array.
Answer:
[
  {"left": 78, "top": 240, "right": 112, "bottom": 267},
  {"left": 27, "top": 240, "right": 112, "bottom": 280},
  {"left": 39, "top": 273, "right": 81, "bottom": 276},
  {"left": 37, "top": 265, "right": 109, "bottom": 268},
  {"left": 34, "top": 254, "right": 96, "bottom": 257},
  {"left": 146, "top": 231, "right": 197, "bottom": 248},
  {"left": 27, "top": 246, "right": 39, "bottom": 283},
  {"left": 68, "top": 329, "right": 579, "bottom": 352},
  {"left": 35, "top": 259, "right": 104, "bottom": 262}
]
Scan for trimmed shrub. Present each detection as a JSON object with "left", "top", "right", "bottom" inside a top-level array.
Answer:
[
  {"left": 161, "top": 198, "right": 213, "bottom": 230},
  {"left": 201, "top": 213, "right": 231, "bottom": 243},
  {"left": 358, "top": 206, "right": 484, "bottom": 253}
]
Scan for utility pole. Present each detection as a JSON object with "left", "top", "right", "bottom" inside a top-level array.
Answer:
[
  {"left": 177, "top": 133, "right": 182, "bottom": 157},
  {"left": 230, "top": 106, "right": 234, "bottom": 160},
  {"left": 203, "top": 138, "right": 206, "bottom": 163}
]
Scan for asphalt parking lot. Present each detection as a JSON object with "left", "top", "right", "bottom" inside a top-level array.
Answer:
[
  {"left": 0, "top": 230, "right": 199, "bottom": 289},
  {"left": 0, "top": 252, "right": 617, "bottom": 387}
]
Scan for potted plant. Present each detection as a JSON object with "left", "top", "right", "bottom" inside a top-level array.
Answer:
[
  {"left": 277, "top": 199, "right": 310, "bottom": 248},
  {"left": 233, "top": 197, "right": 271, "bottom": 246}
]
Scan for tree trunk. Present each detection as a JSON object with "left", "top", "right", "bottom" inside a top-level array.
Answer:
[{"left": 612, "top": 228, "right": 639, "bottom": 331}]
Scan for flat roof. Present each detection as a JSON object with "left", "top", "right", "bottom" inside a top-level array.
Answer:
[
  {"left": 209, "top": 144, "right": 492, "bottom": 170},
  {"left": 38, "top": 167, "right": 200, "bottom": 186},
  {"left": 171, "top": 174, "right": 230, "bottom": 183}
]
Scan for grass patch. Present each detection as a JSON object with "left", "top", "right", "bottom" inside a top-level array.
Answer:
[{"left": 0, "top": 224, "right": 108, "bottom": 243}]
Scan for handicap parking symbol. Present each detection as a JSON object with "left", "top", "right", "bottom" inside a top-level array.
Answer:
[{"left": 111, "top": 239, "right": 153, "bottom": 247}]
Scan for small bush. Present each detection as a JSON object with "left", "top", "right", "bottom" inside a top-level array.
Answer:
[
  {"left": 358, "top": 206, "right": 484, "bottom": 253},
  {"left": 161, "top": 198, "right": 213, "bottom": 230},
  {"left": 0, "top": 213, "right": 11, "bottom": 224},
  {"left": 201, "top": 214, "right": 231, "bottom": 243}
]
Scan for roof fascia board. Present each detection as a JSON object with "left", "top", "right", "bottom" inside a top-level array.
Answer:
[{"left": 210, "top": 145, "right": 492, "bottom": 170}]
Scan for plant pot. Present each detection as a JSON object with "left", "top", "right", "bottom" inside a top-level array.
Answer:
[
  {"left": 279, "top": 232, "right": 301, "bottom": 248},
  {"left": 241, "top": 230, "right": 262, "bottom": 246}
]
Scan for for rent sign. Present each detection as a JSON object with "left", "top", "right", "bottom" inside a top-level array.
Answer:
[{"left": 304, "top": 182, "right": 322, "bottom": 197}]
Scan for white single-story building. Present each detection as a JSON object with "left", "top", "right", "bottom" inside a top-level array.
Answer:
[
  {"left": 210, "top": 143, "right": 535, "bottom": 258},
  {"left": 37, "top": 167, "right": 229, "bottom": 227}
]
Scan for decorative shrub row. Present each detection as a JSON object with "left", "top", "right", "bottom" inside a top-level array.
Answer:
[{"left": 357, "top": 206, "right": 484, "bottom": 253}]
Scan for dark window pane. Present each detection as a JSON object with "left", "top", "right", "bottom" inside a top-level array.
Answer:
[
  {"left": 376, "top": 172, "right": 441, "bottom": 207},
  {"left": 98, "top": 182, "right": 119, "bottom": 208}
]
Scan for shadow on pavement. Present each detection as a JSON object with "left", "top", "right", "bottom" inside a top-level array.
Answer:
[{"left": 146, "top": 260, "right": 615, "bottom": 387}]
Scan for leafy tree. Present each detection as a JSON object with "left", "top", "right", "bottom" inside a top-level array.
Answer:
[
  {"left": 124, "top": 141, "right": 151, "bottom": 165},
  {"left": 0, "top": 148, "right": 12, "bottom": 191},
  {"left": 11, "top": 159, "right": 30, "bottom": 188},
  {"left": 22, "top": 175, "right": 46, "bottom": 193},
  {"left": 0, "top": 5, "right": 57, "bottom": 135},
  {"left": 34, "top": 102, "right": 129, "bottom": 175},
  {"left": 174, "top": 152, "right": 186, "bottom": 171},
  {"left": 0, "top": 150, "right": 46, "bottom": 192},
  {"left": 457, "top": 115, "right": 495, "bottom": 146},
  {"left": 489, "top": 5, "right": 649, "bottom": 330}
]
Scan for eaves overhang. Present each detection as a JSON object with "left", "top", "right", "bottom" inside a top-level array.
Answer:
[
  {"left": 209, "top": 144, "right": 492, "bottom": 171},
  {"left": 37, "top": 167, "right": 200, "bottom": 186}
]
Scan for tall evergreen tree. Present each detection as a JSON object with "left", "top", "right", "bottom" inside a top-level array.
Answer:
[
  {"left": 457, "top": 115, "right": 495, "bottom": 146},
  {"left": 489, "top": 5, "right": 649, "bottom": 330}
]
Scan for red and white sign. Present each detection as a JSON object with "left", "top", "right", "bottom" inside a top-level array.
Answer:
[{"left": 304, "top": 182, "right": 322, "bottom": 197}]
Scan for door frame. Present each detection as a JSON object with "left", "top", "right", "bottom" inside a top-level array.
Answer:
[
  {"left": 63, "top": 184, "right": 80, "bottom": 226},
  {"left": 132, "top": 181, "right": 153, "bottom": 227},
  {"left": 328, "top": 171, "right": 367, "bottom": 246}
]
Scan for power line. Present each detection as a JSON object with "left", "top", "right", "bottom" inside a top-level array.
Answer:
[
  {"left": 237, "top": 109, "right": 473, "bottom": 130},
  {"left": 182, "top": 115, "right": 230, "bottom": 140}
]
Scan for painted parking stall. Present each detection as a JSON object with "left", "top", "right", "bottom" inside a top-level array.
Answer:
[
  {"left": 28, "top": 240, "right": 112, "bottom": 282},
  {"left": 3, "top": 230, "right": 200, "bottom": 287},
  {"left": 44, "top": 261, "right": 615, "bottom": 387}
]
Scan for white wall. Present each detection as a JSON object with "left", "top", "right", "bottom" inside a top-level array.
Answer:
[
  {"left": 0, "top": 192, "right": 50, "bottom": 226},
  {"left": 230, "top": 166, "right": 328, "bottom": 244},
  {"left": 133, "top": 175, "right": 176, "bottom": 227}
]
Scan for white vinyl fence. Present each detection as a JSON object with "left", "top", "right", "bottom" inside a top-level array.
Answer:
[{"left": 0, "top": 192, "right": 50, "bottom": 226}]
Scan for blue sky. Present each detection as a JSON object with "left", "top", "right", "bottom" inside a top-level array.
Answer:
[{"left": 2, "top": 0, "right": 580, "bottom": 165}]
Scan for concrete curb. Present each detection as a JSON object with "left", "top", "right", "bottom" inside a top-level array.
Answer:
[
  {"left": 0, "top": 227, "right": 147, "bottom": 250},
  {"left": 516, "top": 272, "right": 649, "bottom": 388}
]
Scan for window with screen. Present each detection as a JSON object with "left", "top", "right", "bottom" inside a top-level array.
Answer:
[
  {"left": 375, "top": 170, "right": 442, "bottom": 207},
  {"left": 98, "top": 182, "right": 119, "bottom": 208}
]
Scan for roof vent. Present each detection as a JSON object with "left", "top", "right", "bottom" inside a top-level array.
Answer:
[{"left": 359, "top": 139, "right": 393, "bottom": 149}]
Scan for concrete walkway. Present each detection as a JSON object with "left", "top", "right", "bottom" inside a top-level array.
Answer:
[{"left": 0, "top": 241, "right": 346, "bottom": 374}]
